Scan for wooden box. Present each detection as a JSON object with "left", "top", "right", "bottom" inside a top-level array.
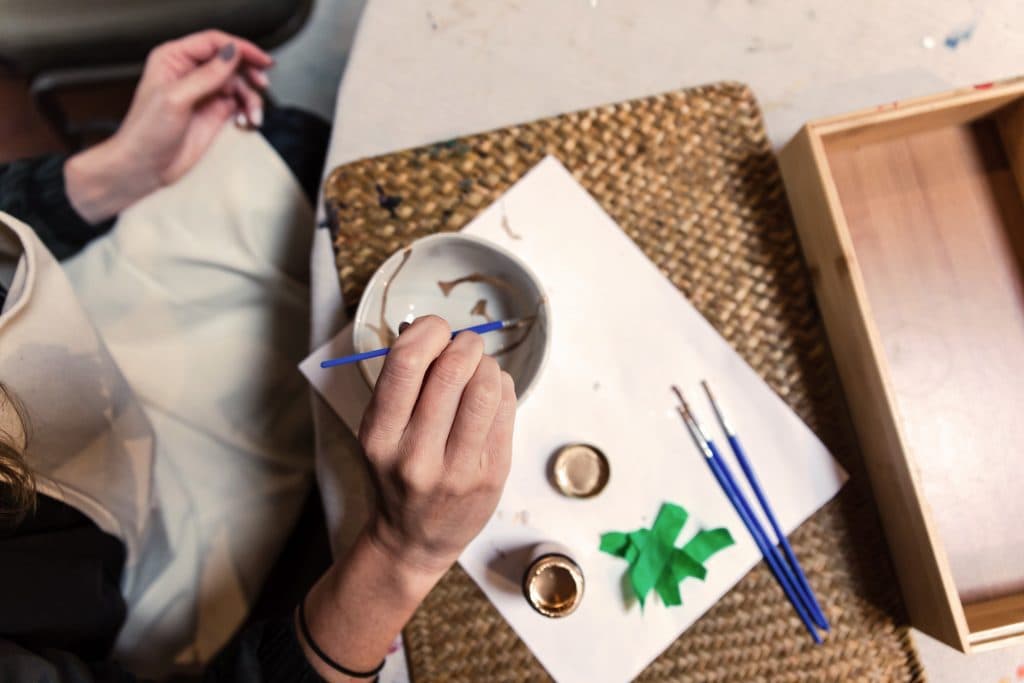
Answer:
[{"left": 779, "top": 79, "right": 1024, "bottom": 653}]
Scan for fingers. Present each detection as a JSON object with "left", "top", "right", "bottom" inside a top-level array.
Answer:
[
  {"left": 484, "top": 372, "right": 517, "bottom": 484},
  {"left": 359, "top": 316, "right": 451, "bottom": 460},
  {"left": 230, "top": 75, "right": 264, "bottom": 128},
  {"left": 403, "top": 332, "right": 485, "bottom": 460},
  {"left": 205, "top": 93, "right": 238, "bottom": 128},
  {"left": 171, "top": 30, "right": 273, "bottom": 69},
  {"left": 245, "top": 65, "right": 271, "bottom": 91},
  {"left": 445, "top": 356, "right": 503, "bottom": 472},
  {"left": 169, "top": 45, "right": 243, "bottom": 108},
  {"left": 144, "top": 31, "right": 272, "bottom": 120}
]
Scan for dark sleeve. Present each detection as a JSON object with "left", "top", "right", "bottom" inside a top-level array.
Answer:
[
  {"left": 0, "top": 639, "right": 136, "bottom": 683},
  {"left": 0, "top": 494, "right": 127, "bottom": 661},
  {"left": 0, "top": 110, "right": 328, "bottom": 259},
  {"left": 0, "top": 617, "right": 322, "bottom": 683},
  {"left": 203, "top": 617, "right": 323, "bottom": 682},
  {"left": 2, "top": 493, "right": 322, "bottom": 682},
  {"left": 259, "top": 104, "right": 331, "bottom": 206},
  {"left": 0, "top": 155, "right": 115, "bottom": 260}
]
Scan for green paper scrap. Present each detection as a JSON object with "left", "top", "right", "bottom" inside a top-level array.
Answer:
[
  {"left": 667, "top": 548, "right": 707, "bottom": 583},
  {"left": 599, "top": 502, "right": 735, "bottom": 609},
  {"left": 629, "top": 503, "right": 687, "bottom": 607},
  {"left": 599, "top": 531, "right": 630, "bottom": 556},
  {"left": 683, "top": 528, "right": 736, "bottom": 564},
  {"left": 655, "top": 571, "right": 683, "bottom": 606},
  {"left": 625, "top": 530, "right": 648, "bottom": 565},
  {"left": 653, "top": 541, "right": 708, "bottom": 606}
]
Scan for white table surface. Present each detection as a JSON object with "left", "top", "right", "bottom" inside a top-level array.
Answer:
[{"left": 316, "top": 1, "right": 1024, "bottom": 680}]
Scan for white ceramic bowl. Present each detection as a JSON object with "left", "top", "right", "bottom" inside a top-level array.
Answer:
[{"left": 352, "top": 233, "right": 550, "bottom": 403}]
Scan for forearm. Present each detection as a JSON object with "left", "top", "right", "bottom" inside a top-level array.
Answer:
[
  {"left": 64, "top": 140, "right": 159, "bottom": 225},
  {"left": 297, "top": 529, "right": 445, "bottom": 682},
  {"left": 297, "top": 316, "right": 515, "bottom": 681},
  {"left": 0, "top": 154, "right": 115, "bottom": 260}
]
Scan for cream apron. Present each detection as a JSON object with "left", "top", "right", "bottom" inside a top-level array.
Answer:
[{"left": 0, "top": 126, "right": 314, "bottom": 678}]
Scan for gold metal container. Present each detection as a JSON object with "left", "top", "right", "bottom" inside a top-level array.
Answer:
[
  {"left": 522, "top": 542, "right": 584, "bottom": 618},
  {"left": 550, "top": 443, "right": 610, "bottom": 498}
]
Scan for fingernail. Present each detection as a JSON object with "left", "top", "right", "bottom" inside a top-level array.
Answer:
[
  {"left": 219, "top": 43, "right": 236, "bottom": 61},
  {"left": 251, "top": 107, "right": 264, "bottom": 128},
  {"left": 398, "top": 322, "right": 411, "bottom": 334},
  {"left": 235, "top": 112, "right": 247, "bottom": 128}
]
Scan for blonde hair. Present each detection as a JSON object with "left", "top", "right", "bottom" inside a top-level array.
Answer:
[{"left": 0, "top": 383, "right": 35, "bottom": 526}]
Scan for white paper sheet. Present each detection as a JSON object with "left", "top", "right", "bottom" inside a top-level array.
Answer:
[{"left": 300, "top": 156, "right": 847, "bottom": 683}]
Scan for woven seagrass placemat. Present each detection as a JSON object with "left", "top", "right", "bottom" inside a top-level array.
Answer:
[{"left": 323, "top": 82, "right": 924, "bottom": 682}]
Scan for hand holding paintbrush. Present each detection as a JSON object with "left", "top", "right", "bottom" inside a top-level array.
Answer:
[
  {"left": 320, "top": 317, "right": 535, "bottom": 368},
  {"left": 301, "top": 316, "right": 518, "bottom": 681}
]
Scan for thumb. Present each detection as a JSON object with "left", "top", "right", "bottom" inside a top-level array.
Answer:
[{"left": 169, "top": 42, "right": 241, "bottom": 108}]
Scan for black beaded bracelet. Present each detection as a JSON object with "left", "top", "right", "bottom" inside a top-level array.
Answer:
[{"left": 298, "top": 596, "right": 385, "bottom": 680}]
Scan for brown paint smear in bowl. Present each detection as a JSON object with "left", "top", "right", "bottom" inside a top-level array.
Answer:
[
  {"left": 366, "top": 247, "right": 413, "bottom": 346},
  {"left": 436, "top": 272, "right": 542, "bottom": 356},
  {"left": 364, "top": 248, "right": 542, "bottom": 367}
]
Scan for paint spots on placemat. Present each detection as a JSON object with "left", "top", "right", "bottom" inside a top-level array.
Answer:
[{"left": 375, "top": 183, "right": 402, "bottom": 217}]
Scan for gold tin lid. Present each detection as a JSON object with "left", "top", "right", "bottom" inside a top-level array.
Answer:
[
  {"left": 551, "top": 443, "right": 610, "bottom": 497},
  {"left": 523, "top": 550, "right": 584, "bottom": 618}
]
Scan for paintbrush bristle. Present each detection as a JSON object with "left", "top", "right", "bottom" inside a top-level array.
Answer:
[
  {"left": 670, "top": 384, "right": 686, "bottom": 407},
  {"left": 674, "top": 402, "right": 713, "bottom": 459},
  {"left": 670, "top": 385, "right": 696, "bottom": 419},
  {"left": 672, "top": 384, "right": 713, "bottom": 442},
  {"left": 701, "top": 379, "right": 734, "bottom": 436},
  {"left": 503, "top": 315, "right": 536, "bottom": 330}
]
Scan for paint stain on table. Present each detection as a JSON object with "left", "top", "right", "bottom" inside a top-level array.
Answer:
[{"left": 944, "top": 23, "right": 976, "bottom": 49}]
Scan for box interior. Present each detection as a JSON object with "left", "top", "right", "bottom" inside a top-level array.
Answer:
[{"left": 821, "top": 96, "right": 1024, "bottom": 648}]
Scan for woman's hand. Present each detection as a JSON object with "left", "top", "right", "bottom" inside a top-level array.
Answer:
[
  {"left": 297, "top": 316, "right": 516, "bottom": 681},
  {"left": 65, "top": 30, "right": 272, "bottom": 224},
  {"left": 359, "top": 315, "right": 516, "bottom": 575}
]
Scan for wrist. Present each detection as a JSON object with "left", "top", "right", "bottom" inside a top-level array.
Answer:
[
  {"left": 298, "top": 529, "right": 444, "bottom": 682},
  {"left": 64, "top": 137, "right": 160, "bottom": 224},
  {"left": 357, "top": 526, "right": 449, "bottom": 600},
  {"left": 364, "top": 518, "right": 457, "bottom": 584}
]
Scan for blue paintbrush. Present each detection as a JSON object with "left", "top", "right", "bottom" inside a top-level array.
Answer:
[
  {"left": 319, "top": 318, "right": 530, "bottom": 368},
  {"left": 701, "top": 380, "right": 830, "bottom": 631},
  {"left": 674, "top": 386, "right": 823, "bottom": 644}
]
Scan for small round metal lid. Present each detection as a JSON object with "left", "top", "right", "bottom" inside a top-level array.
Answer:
[
  {"left": 523, "top": 553, "right": 584, "bottom": 618},
  {"left": 551, "top": 443, "right": 610, "bottom": 498}
]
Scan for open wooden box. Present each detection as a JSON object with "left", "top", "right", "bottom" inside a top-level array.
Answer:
[{"left": 779, "top": 78, "right": 1024, "bottom": 653}]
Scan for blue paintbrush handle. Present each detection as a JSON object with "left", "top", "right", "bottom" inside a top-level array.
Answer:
[
  {"left": 705, "top": 441, "right": 822, "bottom": 644},
  {"left": 320, "top": 319, "right": 508, "bottom": 369},
  {"left": 320, "top": 347, "right": 389, "bottom": 368},
  {"left": 727, "top": 434, "right": 829, "bottom": 631},
  {"left": 455, "top": 320, "right": 506, "bottom": 336}
]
